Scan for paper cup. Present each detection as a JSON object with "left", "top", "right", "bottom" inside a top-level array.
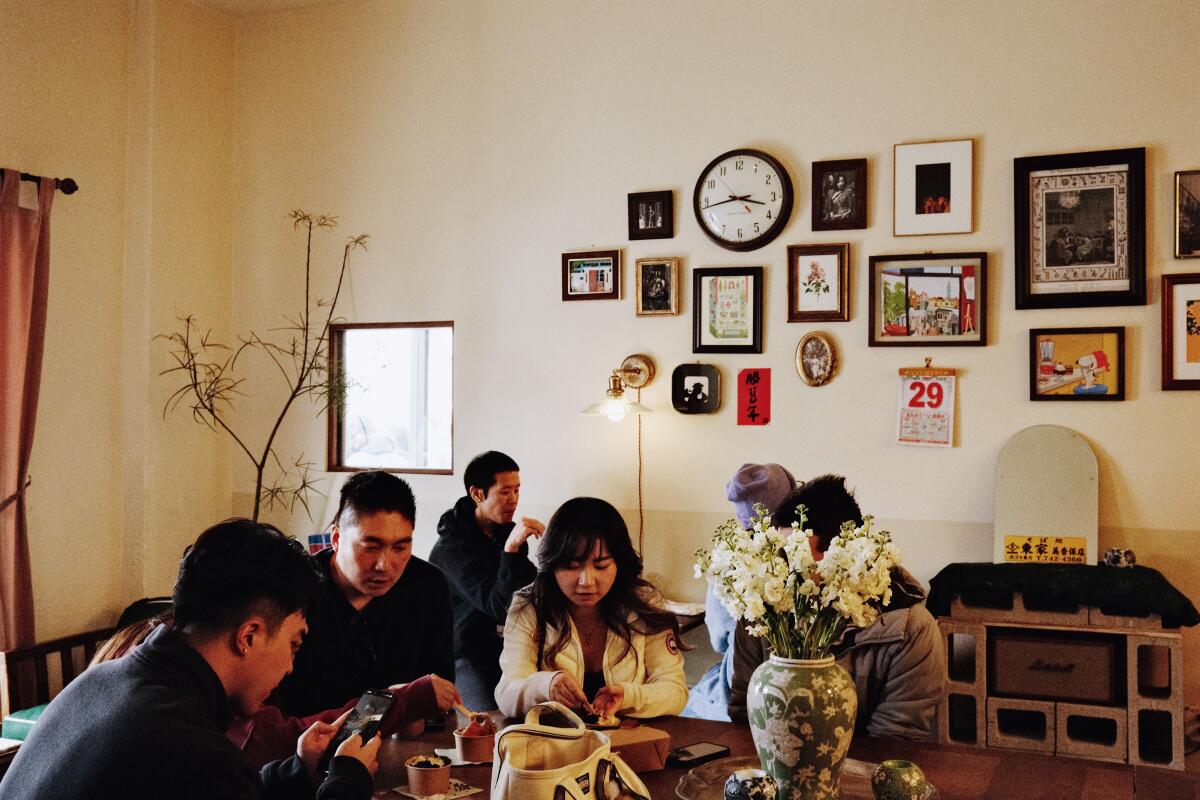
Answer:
[
  {"left": 454, "top": 729, "right": 495, "bottom": 762},
  {"left": 405, "top": 754, "right": 450, "bottom": 796}
]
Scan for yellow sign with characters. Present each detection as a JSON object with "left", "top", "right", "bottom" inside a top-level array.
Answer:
[{"left": 1003, "top": 535, "right": 1088, "bottom": 564}]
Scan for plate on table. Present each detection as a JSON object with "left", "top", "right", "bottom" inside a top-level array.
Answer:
[
  {"left": 675, "top": 755, "right": 939, "bottom": 800},
  {"left": 580, "top": 711, "right": 627, "bottom": 730}
]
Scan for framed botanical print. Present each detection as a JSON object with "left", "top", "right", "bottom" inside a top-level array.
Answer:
[
  {"left": 893, "top": 139, "right": 973, "bottom": 235},
  {"left": 1175, "top": 170, "right": 1200, "bottom": 258},
  {"left": 868, "top": 252, "right": 986, "bottom": 346},
  {"left": 562, "top": 249, "right": 620, "bottom": 301},
  {"left": 1029, "top": 326, "right": 1125, "bottom": 401},
  {"left": 692, "top": 267, "right": 763, "bottom": 354},
  {"left": 1162, "top": 273, "right": 1200, "bottom": 389},
  {"left": 634, "top": 257, "right": 680, "bottom": 316},
  {"left": 1014, "top": 147, "right": 1145, "bottom": 308},
  {"left": 787, "top": 243, "right": 849, "bottom": 322},
  {"left": 812, "top": 159, "right": 866, "bottom": 230},
  {"left": 628, "top": 190, "right": 673, "bottom": 240}
]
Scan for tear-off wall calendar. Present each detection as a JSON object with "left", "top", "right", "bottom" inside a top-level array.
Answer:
[{"left": 896, "top": 365, "right": 956, "bottom": 447}]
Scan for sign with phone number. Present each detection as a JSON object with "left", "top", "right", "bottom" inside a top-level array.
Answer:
[{"left": 896, "top": 368, "right": 956, "bottom": 447}]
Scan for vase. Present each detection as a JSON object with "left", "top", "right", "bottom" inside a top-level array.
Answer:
[
  {"left": 870, "top": 759, "right": 926, "bottom": 800},
  {"left": 747, "top": 654, "right": 857, "bottom": 800}
]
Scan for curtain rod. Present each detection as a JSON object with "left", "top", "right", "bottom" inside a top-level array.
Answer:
[{"left": 10, "top": 170, "right": 78, "bottom": 195}]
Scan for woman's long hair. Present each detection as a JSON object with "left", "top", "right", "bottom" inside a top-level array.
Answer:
[{"left": 516, "top": 496, "right": 681, "bottom": 669}]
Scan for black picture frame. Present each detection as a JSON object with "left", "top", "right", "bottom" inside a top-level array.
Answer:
[
  {"left": 1029, "top": 326, "right": 1125, "bottom": 401},
  {"left": 811, "top": 159, "right": 867, "bottom": 231},
  {"left": 671, "top": 363, "right": 721, "bottom": 413},
  {"left": 1015, "top": 147, "right": 1145, "bottom": 309},
  {"left": 867, "top": 252, "right": 987, "bottom": 347},
  {"left": 692, "top": 267, "right": 764, "bottom": 354},
  {"left": 628, "top": 190, "right": 673, "bottom": 240}
]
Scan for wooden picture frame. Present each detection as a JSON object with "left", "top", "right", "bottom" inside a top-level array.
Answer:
[
  {"left": 796, "top": 332, "right": 837, "bottom": 387},
  {"left": 1029, "top": 326, "right": 1125, "bottom": 401},
  {"left": 788, "top": 243, "right": 849, "bottom": 322},
  {"left": 1015, "top": 147, "right": 1145, "bottom": 309},
  {"left": 1161, "top": 273, "right": 1200, "bottom": 389},
  {"left": 562, "top": 249, "right": 620, "bottom": 301},
  {"left": 1175, "top": 170, "right": 1200, "bottom": 258},
  {"left": 634, "top": 257, "right": 680, "bottom": 316},
  {"left": 893, "top": 139, "right": 973, "bottom": 235},
  {"left": 868, "top": 252, "right": 986, "bottom": 346},
  {"left": 811, "top": 159, "right": 867, "bottom": 231},
  {"left": 628, "top": 190, "right": 673, "bottom": 240},
  {"left": 692, "top": 267, "right": 763, "bottom": 354}
]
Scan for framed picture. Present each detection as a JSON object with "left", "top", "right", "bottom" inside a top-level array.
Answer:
[
  {"left": 692, "top": 267, "right": 764, "bottom": 354},
  {"left": 634, "top": 257, "right": 680, "bottom": 316},
  {"left": 868, "top": 252, "right": 986, "bottom": 346},
  {"left": 672, "top": 363, "right": 720, "bottom": 413},
  {"left": 1029, "top": 326, "right": 1125, "bottom": 401},
  {"left": 1015, "top": 147, "right": 1145, "bottom": 309},
  {"left": 812, "top": 159, "right": 867, "bottom": 231},
  {"left": 893, "top": 139, "right": 973, "bottom": 235},
  {"left": 1175, "top": 170, "right": 1200, "bottom": 258},
  {"left": 1161, "top": 273, "right": 1200, "bottom": 389},
  {"left": 628, "top": 190, "right": 673, "bottom": 240},
  {"left": 562, "top": 249, "right": 620, "bottom": 301},
  {"left": 796, "top": 332, "right": 837, "bottom": 387},
  {"left": 788, "top": 243, "right": 849, "bottom": 322}
]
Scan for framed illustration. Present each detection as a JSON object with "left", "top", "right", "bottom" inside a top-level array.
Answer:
[
  {"left": 867, "top": 252, "right": 986, "bottom": 346},
  {"left": 812, "top": 159, "right": 867, "bottom": 231},
  {"left": 788, "top": 243, "right": 849, "bottom": 322},
  {"left": 1161, "top": 273, "right": 1200, "bottom": 389},
  {"left": 1175, "top": 170, "right": 1200, "bottom": 258},
  {"left": 796, "top": 332, "right": 836, "bottom": 387},
  {"left": 893, "top": 139, "right": 973, "bottom": 235},
  {"left": 1029, "top": 326, "right": 1125, "bottom": 401},
  {"left": 692, "top": 267, "right": 764, "bottom": 354},
  {"left": 634, "top": 257, "right": 680, "bottom": 316},
  {"left": 672, "top": 363, "right": 720, "bottom": 413},
  {"left": 628, "top": 190, "right": 673, "bottom": 240},
  {"left": 1015, "top": 147, "right": 1145, "bottom": 309},
  {"left": 562, "top": 249, "right": 620, "bottom": 301}
]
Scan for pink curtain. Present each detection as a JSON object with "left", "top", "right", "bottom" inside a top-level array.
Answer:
[{"left": 0, "top": 169, "right": 55, "bottom": 649}]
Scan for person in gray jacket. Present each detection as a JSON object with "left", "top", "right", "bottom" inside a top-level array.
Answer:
[{"left": 727, "top": 475, "right": 945, "bottom": 740}]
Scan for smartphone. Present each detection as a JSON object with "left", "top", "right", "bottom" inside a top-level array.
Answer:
[
  {"left": 320, "top": 688, "right": 395, "bottom": 770},
  {"left": 666, "top": 741, "right": 731, "bottom": 767}
]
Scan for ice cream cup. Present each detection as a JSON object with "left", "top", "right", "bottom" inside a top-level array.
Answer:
[{"left": 405, "top": 754, "right": 451, "bottom": 796}]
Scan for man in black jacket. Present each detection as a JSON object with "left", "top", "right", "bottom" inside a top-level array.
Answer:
[
  {"left": 430, "top": 451, "right": 542, "bottom": 709},
  {"left": 0, "top": 519, "right": 377, "bottom": 800}
]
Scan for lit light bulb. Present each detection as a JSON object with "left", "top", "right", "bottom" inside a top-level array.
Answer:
[{"left": 605, "top": 403, "right": 627, "bottom": 422}]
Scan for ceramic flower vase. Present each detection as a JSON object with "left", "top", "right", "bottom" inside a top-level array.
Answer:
[
  {"left": 747, "top": 654, "right": 857, "bottom": 800},
  {"left": 870, "top": 759, "right": 926, "bottom": 800}
]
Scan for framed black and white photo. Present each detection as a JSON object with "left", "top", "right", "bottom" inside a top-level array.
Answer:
[
  {"left": 796, "top": 332, "right": 837, "bottom": 387},
  {"left": 561, "top": 249, "right": 620, "bottom": 301},
  {"left": 893, "top": 139, "right": 973, "bottom": 236},
  {"left": 635, "top": 257, "right": 680, "bottom": 316},
  {"left": 1175, "top": 170, "right": 1200, "bottom": 259},
  {"left": 812, "top": 159, "right": 866, "bottom": 231},
  {"left": 671, "top": 363, "right": 721, "bottom": 413},
  {"left": 1015, "top": 147, "right": 1145, "bottom": 308},
  {"left": 628, "top": 190, "right": 673, "bottom": 240},
  {"left": 692, "top": 266, "right": 764, "bottom": 354}
]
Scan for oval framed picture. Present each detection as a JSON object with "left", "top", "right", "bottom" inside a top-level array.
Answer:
[{"left": 796, "top": 332, "right": 836, "bottom": 386}]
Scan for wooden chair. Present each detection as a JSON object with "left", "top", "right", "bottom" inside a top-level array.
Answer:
[{"left": 0, "top": 627, "right": 114, "bottom": 721}]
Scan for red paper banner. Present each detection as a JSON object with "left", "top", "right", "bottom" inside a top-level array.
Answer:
[{"left": 737, "top": 368, "right": 770, "bottom": 425}]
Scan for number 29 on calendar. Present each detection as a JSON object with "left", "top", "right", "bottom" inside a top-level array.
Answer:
[{"left": 896, "top": 367, "right": 956, "bottom": 447}]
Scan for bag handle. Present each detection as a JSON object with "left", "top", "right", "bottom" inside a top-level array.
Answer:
[{"left": 522, "top": 701, "right": 587, "bottom": 733}]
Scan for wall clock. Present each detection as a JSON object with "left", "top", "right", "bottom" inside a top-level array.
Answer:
[{"left": 693, "top": 148, "right": 794, "bottom": 251}]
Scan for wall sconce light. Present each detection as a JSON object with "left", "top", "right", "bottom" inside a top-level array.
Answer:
[{"left": 580, "top": 354, "right": 656, "bottom": 422}]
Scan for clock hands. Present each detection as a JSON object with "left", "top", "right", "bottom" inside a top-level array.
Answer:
[
  {"left": 717, "top": 176, "right": 752, "bottom": 213},
  {"left": 704, "top": 194, "right": 766, "bottom": 210}
]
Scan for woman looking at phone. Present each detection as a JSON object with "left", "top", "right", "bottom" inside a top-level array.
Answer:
[{"left": 495, "top": 497, "right": 687, "bottom": 719}]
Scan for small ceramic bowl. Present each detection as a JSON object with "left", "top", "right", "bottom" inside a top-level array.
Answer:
[
  {"left": 405, "top": 754, "right": 451, "bottom": 796},
  {"left": 724, "top": 768, "right": 777, "bottom": 800},
  {"left": 871, "top": 758, "right": 926, "bottom": 800},
  {"left": 454, "top": 728, "right": 495, "bottom": 762}
]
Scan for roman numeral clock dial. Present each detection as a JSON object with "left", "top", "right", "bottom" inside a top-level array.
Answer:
[{"left": 693, "top": 148, "right": 794, "bottom": 251}]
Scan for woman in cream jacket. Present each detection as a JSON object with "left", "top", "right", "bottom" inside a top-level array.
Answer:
[{"left": 495, "top": 497, "right": 687, "bottom": 719}]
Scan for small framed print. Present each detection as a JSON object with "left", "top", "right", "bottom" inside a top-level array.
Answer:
[
  {"left": 562, "top": 249, "right": 620, "bottom": 301},
  {"left": 634, "top": 257, "right": 680, "bottom": 316},
  {"left": 692, "top": 267, "right": 764, "bottom": 354},
  {"left": 868, "top": 252, "right": 986, "bottom": 346},
  {"left": 1161, "top": 273, "right": 1200, "bottom": 389},
  {"left": 893, "top": 139, "right": 973, "bottom": 235},
  {"left": 1015, "top": 147, "right": 1145, "bottom": 308},
  {"left": 812, "top": 159, "right": 866, "bottom": 230},
  {"left": 1029, "top": 326, "right": 1125, "bottom": 401},
  {"left": 788, "top": 243, "right": 849, "bottom": 322},
  {"left": 796, "top": 332, "right": 836, "bottom": 387},
  {"left": 672, "top": 363, "right": 720, "bottom": 413},
  {"left": 1175, "top": 171, "right": 1200, "bottom": 258},
  {"left": 628, "top": 190, "right": 673, "bottom": 240}
]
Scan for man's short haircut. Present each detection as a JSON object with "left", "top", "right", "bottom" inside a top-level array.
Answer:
[
  {"left": 772, "top": 474, "right": 864, "bottom": 553},
  {"left": 332, "top": 470, "right": 417, "bottom": 529},
  {"left": 173, "top": 519, "right": 321, "bottom": 635},
  {"left": 463, "top": 451, "right": 519, "bottom": 496}
]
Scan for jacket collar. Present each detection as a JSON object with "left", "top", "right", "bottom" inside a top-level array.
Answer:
[{"left": 133, "top": 625, "right": 235, "bottom": 730}]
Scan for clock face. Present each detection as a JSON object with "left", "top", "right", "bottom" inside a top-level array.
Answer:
[{"left": 693, "top": 148, "right": 794, "bottom": 251}]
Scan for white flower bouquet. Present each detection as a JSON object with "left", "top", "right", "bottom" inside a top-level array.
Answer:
[{"left": 695, "top": 504, "right": 900, "bottom": 659}]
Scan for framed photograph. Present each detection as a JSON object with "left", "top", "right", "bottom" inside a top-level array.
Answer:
[
  {"left": 796, "top": 332, "right": 837, "bottom": 387},
  {"left": 1162, "top": 273, "right": 1200, "bottom": 389},
  {"left": 788, "top": 243, "right": 849, "bottom": 322},
  {"left": 868, "top": 252, "right": 986, "bottom": 346},
  {"left": 893, "top": 139, "right": 973, "bottom": 235},
  {"left": 672, "top": 363, "right": 720, "bottom": 413},
  {"left": 634, "top": 257, "right": 680, "bottom": 316},
  {"left": 562, "top": 249, "right": 620, "bottom": 301},
  {"left": 628, "top": 190, "right": 673, "bottom": 240},
  {"left": 1175, "top": 171, "right": 1200, "bottom": 258},
  {"left": 1029, "top": 326, "right": 1125, "bottom": 401},
  {"left": 692, "top": 267, "right": 764, "bottom": 354},
  {"left": 1015, "top": 147, "right": 1145, "bottom": 309},
  {"left": 812, "top": 159, "right": 867, "bottom": 230}
]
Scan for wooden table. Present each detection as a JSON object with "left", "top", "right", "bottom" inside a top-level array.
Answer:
[{"left": 376, "top": 715, "right": 1199, "bottom": 799}]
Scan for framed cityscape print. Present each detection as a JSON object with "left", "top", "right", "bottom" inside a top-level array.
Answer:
[
  {"left": 1175, "top": 170, "right": 1200, "bottom": 258},
  {"left": 628, "top": 190, "right": 673, "bottom": 240},
  {"left": 868, "top": 252, "right": 986, "bottom": 346},
  {"left": 787, "top": 243, "right": 849, "bottom": 322},
  {"left": 635, "top": 257, "right": 680, "bottom": 316},
  {"left": 812, "top": 159, "right": 866, "bottom": 230},
  {"left": 1161, "top": 273, "right": 1200, "bottom": 390},
  {"left": 893, "top": 139, "right": 973, "bottom": 235},
  {"left": 561, "top": 249, "right": 620, "bottom": 301},
  {"left": 1029, "top": 326, "right": 1125, "bottom": 401},
  {"left": 1014, "top": 147, "right": 1145, "bottom": 309},
  {"left": 692, "top": 266, "right": 763, "bottom": 354}
]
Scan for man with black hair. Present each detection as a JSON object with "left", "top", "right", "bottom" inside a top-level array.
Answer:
[
  {"left": 728, "top": 474, "right": 945, "bottom": 739},
  {"left": 0, "top": 520, "right": 377, "bottom": 800},
  {"left": 271, "top": 470, "right": 456, "bottom": 720},
  {"left": 430, "top": 450, "right": 543, "bottom": 709}
]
